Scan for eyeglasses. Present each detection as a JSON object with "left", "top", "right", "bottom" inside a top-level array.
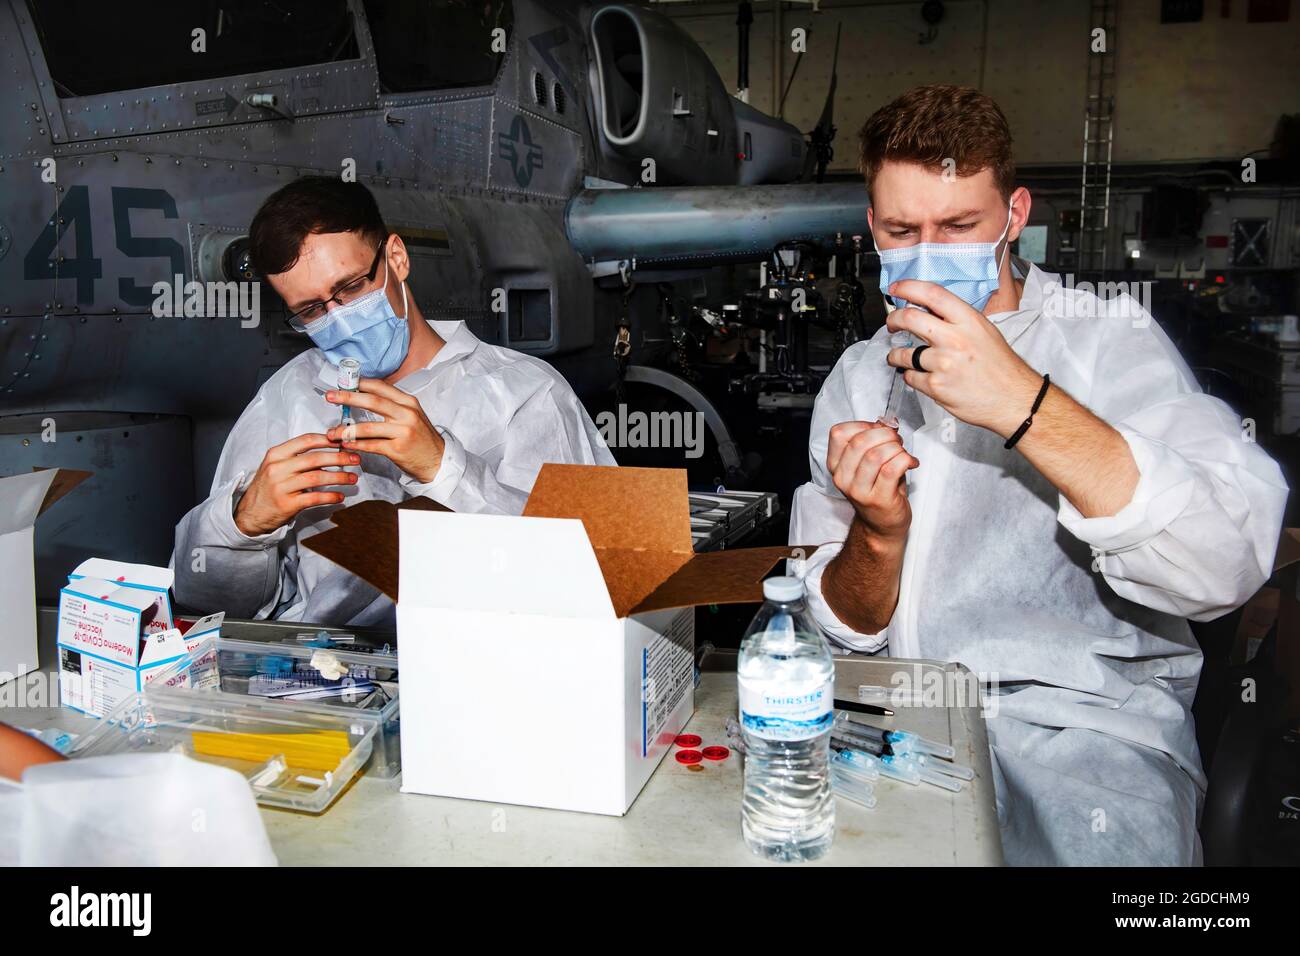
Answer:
[{"left": 284, "top": 240, "right": 388, "bottom": 332}]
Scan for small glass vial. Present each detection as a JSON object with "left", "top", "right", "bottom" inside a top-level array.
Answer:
[{"left": 337, "top": 358, "right": 361, "bottom": 427}]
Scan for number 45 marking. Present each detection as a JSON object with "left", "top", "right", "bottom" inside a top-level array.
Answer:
[{"left": 23, "top": 185, "right": 185, "bottom": 307}]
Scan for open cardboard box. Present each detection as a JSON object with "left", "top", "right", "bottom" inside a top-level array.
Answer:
[
  {"left": 0, "top": 468, "right": 91, "bottom": 683},
  {"left": 305, "top": 464, "right": 809, "bottom": 815}
]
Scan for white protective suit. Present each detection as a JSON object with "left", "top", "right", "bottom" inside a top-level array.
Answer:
[
  {"left": 790, "top": 260, "right": 1288, "bottom": 866},
  {"left": 173, "top": 319, "right": 614, "bottom": 625}
]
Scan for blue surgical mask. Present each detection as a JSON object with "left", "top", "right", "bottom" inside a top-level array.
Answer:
[
  {"left": 306, "top": 257, "right": 411, "bottom": 378},
  {"left": 873, "top": 201, "right": 1014, "bottom": 312}
]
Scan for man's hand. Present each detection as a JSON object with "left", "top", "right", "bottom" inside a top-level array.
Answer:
[
  {"left": 884, "top": 278, "right": 1140, "bottom": 518},
  {"left": 884, "top": 278, "right": 1042, "bottom": 439},
  {"left": 325, "top": 378, "right": 445, "bottom": 484},
  {"left": 827, "top": 420, "right": 918, "bottom": 541},
  {"left": 233, "top": 434, "right": 360, "bottom": 537},
  {"left": 822, "top": 422, "right": 916, "bottom": 636},
  {"left": 0, "top": 723, "right": 66, "bottom": 781}
]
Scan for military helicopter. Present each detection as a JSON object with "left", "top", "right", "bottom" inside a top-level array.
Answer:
[{"left": 0, "top": 0, "right": 868, "bottom": 595}]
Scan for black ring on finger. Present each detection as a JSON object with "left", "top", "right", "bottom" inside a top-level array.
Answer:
[{"left": 911, "top": 344, "right": 930, "bottom": 372}]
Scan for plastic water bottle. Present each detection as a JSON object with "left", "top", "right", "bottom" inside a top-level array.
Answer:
[{"left": 738, "top": 576, "right": 835, "bottom": 862}]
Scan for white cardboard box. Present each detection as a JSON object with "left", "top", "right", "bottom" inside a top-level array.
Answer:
[
  {"left": 0, "top": 468, "right": 90, "bottom": 684},
  {"left": 304, "top": 464, "right": 803, "bottom": 816}
]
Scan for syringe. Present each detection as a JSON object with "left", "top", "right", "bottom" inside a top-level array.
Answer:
[
  {"left": 838, "top": 747, "right": 962, "bottom": 792},
  {"left": 831, "top": 728, "right": 886, "bottom": 757},
  {"left": 831, "top": 765, "right": 878, "bottom": 809},
  {"left": 832, "top": 748, "right": 881, "bottom": 781},
  {"left": 881, "top": 331, "right": 913, "bottom": 426},
  {"left": 833, "top": 712, "right": 956, "bottom": 760},
  {"left": 911, "top": 752, "right": 976, "bottom": 782}
]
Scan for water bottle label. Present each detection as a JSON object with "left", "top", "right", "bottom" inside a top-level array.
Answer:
[{"left": 738, "top": 676, "right": 834, "bottom": 741}]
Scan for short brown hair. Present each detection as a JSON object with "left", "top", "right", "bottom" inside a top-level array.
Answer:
[
  {"left": 249, "top": 176, "right": 388, "bottom": 277},
  {"left": 857, "top": 85, "right": 1015, "bottom": 198}
]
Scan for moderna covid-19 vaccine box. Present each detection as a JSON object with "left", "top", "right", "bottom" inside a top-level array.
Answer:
[{"left": 56, "top": 558, "right": 222, "bottom": 716}]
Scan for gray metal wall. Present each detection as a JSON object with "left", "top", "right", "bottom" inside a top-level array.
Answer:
[{"left": 662, "top": 0, "right": 1300, "bottom": 169}]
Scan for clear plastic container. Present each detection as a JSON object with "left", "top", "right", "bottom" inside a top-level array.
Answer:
[
  {"left": 737, "top": 576, "right": 836, "bottom": 862},
  {"left": 156, "top": 635, "right": 402, "bottom": 778},
  {"left": 73, "top": 684, "right": 377, "bottom": 813}
]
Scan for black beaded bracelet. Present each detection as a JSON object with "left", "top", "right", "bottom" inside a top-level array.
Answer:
[{"left": 1004, "top": 373, "right": 1051, "bottom": 450}]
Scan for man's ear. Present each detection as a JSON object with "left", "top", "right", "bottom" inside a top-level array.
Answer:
[
  {"left": 386, "top": 233, "right": 411, "bottom": 283},
  {"left": 1007, "top": 187, "right": 1032, "bottom": 243}
]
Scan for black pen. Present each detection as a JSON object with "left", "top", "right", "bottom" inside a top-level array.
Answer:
[{"left": 834, "top": 696, "right": 894, "bottom": 718}]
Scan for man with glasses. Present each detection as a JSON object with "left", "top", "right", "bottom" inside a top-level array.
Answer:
[{"left": 172, "top": 177, "right": 613, "bottom": 625}]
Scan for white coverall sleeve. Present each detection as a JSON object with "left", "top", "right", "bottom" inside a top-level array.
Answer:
[
  {"left": 1057, "top": 298, "right": 1289, "bottom": 621},
  {"left": 172, "top": 389, "right": 289, "bottom": 618},
  {"left": 789, "top": 347, "right": 893, "bottom": 652},
  {"left": 398, "top": 381, "right": 614, "bottom": 513}
]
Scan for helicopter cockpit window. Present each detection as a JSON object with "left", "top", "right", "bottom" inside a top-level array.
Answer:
[
  {"left": 364, "top": 0, "right": 513, "bottom": 93},
  {"left": 27, "top": 1, "right": 358, "bottom": 97}
]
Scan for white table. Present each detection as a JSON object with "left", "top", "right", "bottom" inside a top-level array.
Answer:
[{"left": 16, "top": 618, "right": 1003, "bottom": 865}]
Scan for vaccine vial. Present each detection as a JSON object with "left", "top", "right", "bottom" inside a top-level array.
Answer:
[
  {"left": 337, "top": 358, "right": 361, "bottom": 392},
  {"left": 336, "top": 358, "right": 361, "bottom": 431}
]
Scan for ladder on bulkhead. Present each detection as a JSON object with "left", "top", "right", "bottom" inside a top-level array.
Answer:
[{"left": 1078, "top": 0, "right": 1118, "bottom": 279}]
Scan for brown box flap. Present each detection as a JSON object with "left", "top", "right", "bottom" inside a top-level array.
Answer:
[
  {"left": 594, "top": 548, "right": 694, "bottom": 618},
  {"left": 523, "top": 463, "right": 692, "bottom": 553},
  {"left": 303, "top": 464, "right": 819, "bottom": 618},
  {"left": 302, "top": 496, "right": 448, "bottom": 601},
  {"left": 632, "top": 546, "right": 811, "bottom": 615},
  {"left": 34, "top": 467, "right": 92, "bottom": 517}
]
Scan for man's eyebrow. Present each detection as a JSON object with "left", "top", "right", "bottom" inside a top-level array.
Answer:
[
  {"left": 328, "top": 267, "right": 369, "bottom": 295},
  {"left": 880, "top": 209, "right": 986, "bottom": 229},
  {"left": 286, "top": 266, "right": 368, "bottom": 312}
]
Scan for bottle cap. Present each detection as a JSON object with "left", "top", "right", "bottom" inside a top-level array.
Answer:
[{"left": 762, "top": 576, "right": 804, "bottom": 602}]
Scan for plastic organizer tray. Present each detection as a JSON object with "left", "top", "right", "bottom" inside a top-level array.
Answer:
[
  {"left": 73, "top": 683, "right": 377, "bottom": 813},
  {"left": 162, "top": 633, "right": 402, "bottom": 778}
]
